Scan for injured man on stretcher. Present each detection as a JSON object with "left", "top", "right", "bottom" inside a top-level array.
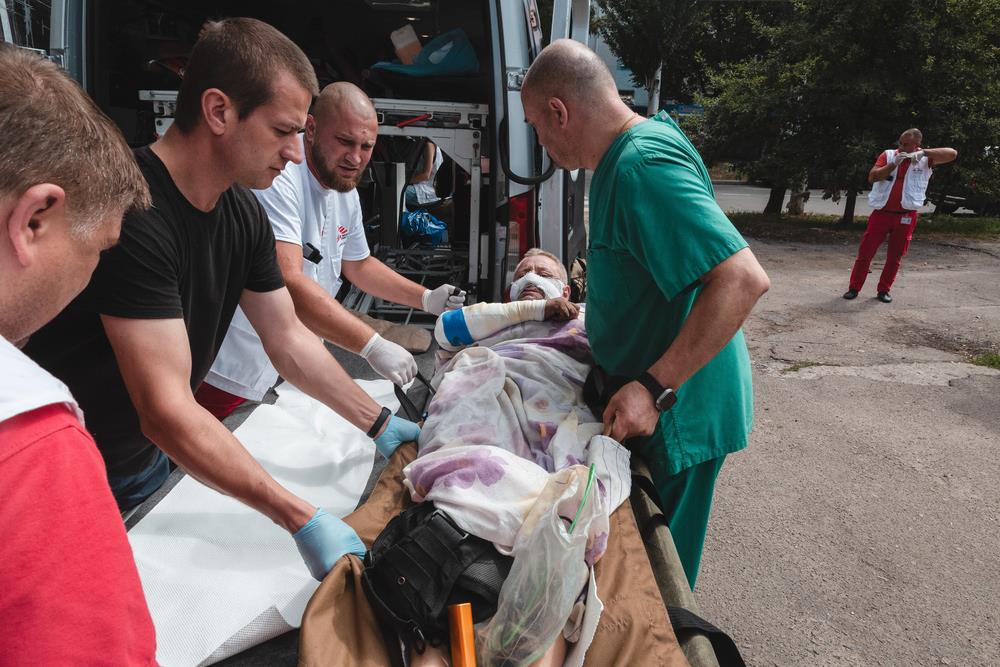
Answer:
[{"left": 298, "top": 249, "right": 687, "bottom": 667}]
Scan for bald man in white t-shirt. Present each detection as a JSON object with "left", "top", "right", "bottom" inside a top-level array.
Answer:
[{"left": 200, "top": 83, "right": 465, "bottom": 417}]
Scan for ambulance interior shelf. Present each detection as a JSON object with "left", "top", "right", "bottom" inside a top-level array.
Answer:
[
  {"left": 372, "top": 96, "right": 487, "bottom": 281},
  {"left": 345, "top": 97, "right": 489, "bottom": 326}
]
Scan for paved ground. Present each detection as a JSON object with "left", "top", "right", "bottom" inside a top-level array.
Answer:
[{"left": 697, "top": 233, "right": 1000, "bottom": 666}]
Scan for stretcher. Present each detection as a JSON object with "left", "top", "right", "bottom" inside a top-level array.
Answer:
[
  {"left": 125, "top": 381, "right": 725, "bottom": 666},
  {"left": 293, "top": 369, "right": 722, "bottom": 667},
  {"left": 297, "top": 440, "right": 720, "bottom": 667}
]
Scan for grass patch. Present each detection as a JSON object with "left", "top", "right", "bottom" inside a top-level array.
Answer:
[
  {"left": 708, "top": 164, "right": 744, "bottom": 182},
  {"left": 915, "top": 214, "right": 1000, "bottom": 237},
  {"left": 971, "top": 352, "right": 1000, "bottom": 370},
  {"left": 728, "top": 211, "right": 1000, "bottom": 242},
  {"left": 782, "top": 361, "right": 828, "bottom": 373}
]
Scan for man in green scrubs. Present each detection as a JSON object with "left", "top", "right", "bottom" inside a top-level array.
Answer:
[{"left": 521, "top": 40, "right": 770, "bottom": 588}]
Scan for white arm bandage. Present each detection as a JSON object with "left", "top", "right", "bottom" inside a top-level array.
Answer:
[{"left": 434, "top": 300, "right": 547, "bottom": 351}]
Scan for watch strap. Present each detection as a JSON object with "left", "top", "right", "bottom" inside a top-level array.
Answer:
[
  {"left": 636, "top": 372, "right": 665, "bottom": 402},
  {"left": 367, "top": 406, "right": 392, "bottom": 438},
  {"left": 638, "top": 372, "right": 677, "bottom": 412}
]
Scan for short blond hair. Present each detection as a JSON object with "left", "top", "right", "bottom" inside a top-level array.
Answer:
[
  {"left": 0, "top": 44, "right": 150, "bottom": 234},
  {"left": 520, "top": 247, "right": 568, "bottom": 282}
]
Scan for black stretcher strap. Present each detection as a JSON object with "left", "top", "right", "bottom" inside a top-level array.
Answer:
[
  {"left": 667, "top": 606, "right": 747, "bottom": 667},
  {"left": 394, "top": 372, "right": 435, "bottom": 422}
]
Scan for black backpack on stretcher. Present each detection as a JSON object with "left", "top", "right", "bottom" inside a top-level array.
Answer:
[{"left": 361, "top": 502, "right": 513, "bottom": 653}]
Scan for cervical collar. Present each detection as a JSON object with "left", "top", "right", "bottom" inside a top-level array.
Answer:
[{"left": 509, "top": 271, "right": 565, "bottom": 301}]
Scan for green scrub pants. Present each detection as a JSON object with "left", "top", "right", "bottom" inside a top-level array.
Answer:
[{"left": 643, "top": 453, "right": 727, "bottom": 590}]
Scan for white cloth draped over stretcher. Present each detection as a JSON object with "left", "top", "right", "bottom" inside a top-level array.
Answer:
[{"left": 401, "top": 313, "right": 632, "bottom": 665}]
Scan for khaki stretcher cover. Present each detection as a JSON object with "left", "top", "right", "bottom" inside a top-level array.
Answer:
[{"left": 298, "top": 443, "right": 690, "bottom": 667}]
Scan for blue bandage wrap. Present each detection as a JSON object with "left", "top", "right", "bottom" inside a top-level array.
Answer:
[{"left": 441, "top": 309, "right": 474, "bottom": 347}]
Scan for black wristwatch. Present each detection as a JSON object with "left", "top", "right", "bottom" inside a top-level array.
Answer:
[{"left": 636, "top": 372, "right": 677, "bottom": 412}]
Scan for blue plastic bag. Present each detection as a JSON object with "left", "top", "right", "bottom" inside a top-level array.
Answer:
[{"left": 400, "top": 210, "right": 448, "bottom": 246}]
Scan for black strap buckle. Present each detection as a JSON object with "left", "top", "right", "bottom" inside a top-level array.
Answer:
[
  {"left": 427, "top": 508, "right": 470, "bottom": 542},
  {"left": 303, "top": 242, "right": 323, "bottom": 264},
  {"left": 394, "top": 372, "right": 436, "bottom": 423}
]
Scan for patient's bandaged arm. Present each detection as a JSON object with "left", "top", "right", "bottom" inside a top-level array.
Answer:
[{"left": 435, "top": 300, "right": 546, "bottom": 351}]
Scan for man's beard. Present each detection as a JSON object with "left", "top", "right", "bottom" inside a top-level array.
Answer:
[{"left": 311, "top": 141, "right": 361, "bottom": 193}]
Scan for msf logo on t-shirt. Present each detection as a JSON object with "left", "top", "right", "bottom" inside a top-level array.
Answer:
[{"left": 336, "top": 225, "right": 348, "bottom": 245}]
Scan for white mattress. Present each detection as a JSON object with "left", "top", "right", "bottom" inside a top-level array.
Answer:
[{"left": 128, "top": 380, "right": 400, "bottom": 666}]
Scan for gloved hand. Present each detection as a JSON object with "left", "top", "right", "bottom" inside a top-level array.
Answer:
[
  {"left": 292, "top": 508, "right": 366, "bottom": 581},
  {"left": 909, "top": 150, "right": 926, "bottom": 164},
  {"left": 359, "top": 333, "right": 418, "bottom": 385},
  {"left": 893, "top": 152, "right": 909, "bottom": 165},
  {"left": 422, "top": 284, "right": 466, "bottom": 315},
  {"left": 373, "top": 415, "right": 421, "bottom": 458}
]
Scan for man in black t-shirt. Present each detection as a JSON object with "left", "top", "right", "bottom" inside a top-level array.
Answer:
[{"left": 26, "top": 18, "right": 419, "bottom": 582}]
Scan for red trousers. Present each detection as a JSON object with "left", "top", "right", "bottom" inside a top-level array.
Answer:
[
  {"left": 194, "top": 382, "right": 247, "bottom": 421},
  {"left": 849, "top": 209, "right": 918, "bottom": 293}
]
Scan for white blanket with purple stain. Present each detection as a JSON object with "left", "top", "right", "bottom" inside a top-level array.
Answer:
[
  {"left": 409, "top": 316, "right": 632, "bottom": 542},
  {"left": 402, "top": 317, "right": 631, "bottom": 665}
]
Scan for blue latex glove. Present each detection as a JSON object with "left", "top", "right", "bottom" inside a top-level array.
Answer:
[
  {"left": 373, "top": 415, "right": 421, "bottom": 458},
  {"left": 292, "top": 509, "right": 366, "bottom": 581}
]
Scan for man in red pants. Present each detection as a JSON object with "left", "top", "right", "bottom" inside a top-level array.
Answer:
[{"left": 844, "top": 128, "right": 956, "bottom": 303}]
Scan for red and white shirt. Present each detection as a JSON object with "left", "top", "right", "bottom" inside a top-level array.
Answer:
[{"left": 0, "top": 336, "right": 157, "bottom": 665}]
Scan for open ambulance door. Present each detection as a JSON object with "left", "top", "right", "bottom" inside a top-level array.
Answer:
[
  {"left": 492, "top": 0, "right": 590, "bottom": 295},
  {"left": 540, "top": 0, "right": 590, "bottom": 270}
]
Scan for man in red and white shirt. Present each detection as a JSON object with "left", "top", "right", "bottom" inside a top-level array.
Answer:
[
  {"left": 0, "top": 45, "right": 157, "bottom": 665},
  {"left": 844, "top": 128, "right": 957, "bottom": 303}
]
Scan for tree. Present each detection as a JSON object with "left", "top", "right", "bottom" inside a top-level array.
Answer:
[
  {"left": 701, "top": 0, "right": 1000, "bottom": 221},
  {"left": 690, "top": 3, "right": 799, "bottom": 212},
  {"left": 594, "top": 0, "right": 705, "bottom": 115}
]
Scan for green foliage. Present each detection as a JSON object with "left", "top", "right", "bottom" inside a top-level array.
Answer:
[
  {"left": 701, "top": 0, "right": 1000, "bottom": 210},
  {"left": 971, "top": 352, "right": 1000, "bottom": 369},
  {"left": 593, "top": 0, "right": 705, "bottom": 98},
  {"left": 595, "top": 1, "right": 792, "bottom": 104}
]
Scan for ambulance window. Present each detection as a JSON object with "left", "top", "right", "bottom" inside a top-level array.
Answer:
[{"left": 2, "top": 0, "right": 51, "bottom": 51}]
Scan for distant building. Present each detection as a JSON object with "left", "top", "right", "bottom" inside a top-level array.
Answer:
[{"left": 588, "top": 29, "right": 648, "bottom": 112}]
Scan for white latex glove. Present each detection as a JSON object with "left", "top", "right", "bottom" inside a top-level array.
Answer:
[
  {"left": 359, "top": 333, "right": 418, "bottom": 385},
  {"left": 909, "top": 150, "right": 926, "bottom": 164},
  {"left": 893, "top": 152, "right": 909, "bottom": 165},
  {"left": 422, "top": 284, "right": 466, "bottom": 315}
]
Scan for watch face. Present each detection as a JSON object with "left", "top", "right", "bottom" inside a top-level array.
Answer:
[{"left": 656, "top": 389, "right": 676, "bottom": 411}]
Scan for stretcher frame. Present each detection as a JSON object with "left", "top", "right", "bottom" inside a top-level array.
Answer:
[{"left": 125, "top": 385, "right": 721, "bottom": 667}]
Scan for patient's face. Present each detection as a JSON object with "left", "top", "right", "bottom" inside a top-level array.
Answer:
[{"left": 511, "top": 255, "right": 570, "bottom": 300}]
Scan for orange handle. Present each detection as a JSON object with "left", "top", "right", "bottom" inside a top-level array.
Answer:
[{"left": 448, "top": 602, "right": 477, "bottom": 667}]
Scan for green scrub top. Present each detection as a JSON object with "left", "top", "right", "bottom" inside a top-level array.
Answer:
[{"left": 586, "top": 111, "right": 754, "bottom": 476}]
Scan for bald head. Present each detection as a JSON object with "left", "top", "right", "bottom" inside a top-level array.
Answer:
[
  {"left": 519, "top": 40, "right": 635, "bottom": 172},
  {"left": 521, "top": 39, "right": 618, "bottom": 108},
  {"left": 305, "top": 82, "right": 378, "bottom": 192},
  {"left": 313, "top": 81, "right": 376, "bottom": 124}
]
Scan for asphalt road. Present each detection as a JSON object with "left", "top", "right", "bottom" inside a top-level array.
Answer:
[
  {"left": 713, "top": 182, "right": 939, "bottom": 218},
  {"left": 697, "top": 234, "right": 1000, "bottom": 666}
]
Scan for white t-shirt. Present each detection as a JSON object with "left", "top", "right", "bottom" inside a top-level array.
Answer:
[
  {"left": 412, "top": 145, "right": 444, "bottom": 205},
  {"left": 205, "top": 135, "right": 371, "bottom": 401},
  {"left": 0, "top": 335, "right": 82, "bottom": 425}
]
